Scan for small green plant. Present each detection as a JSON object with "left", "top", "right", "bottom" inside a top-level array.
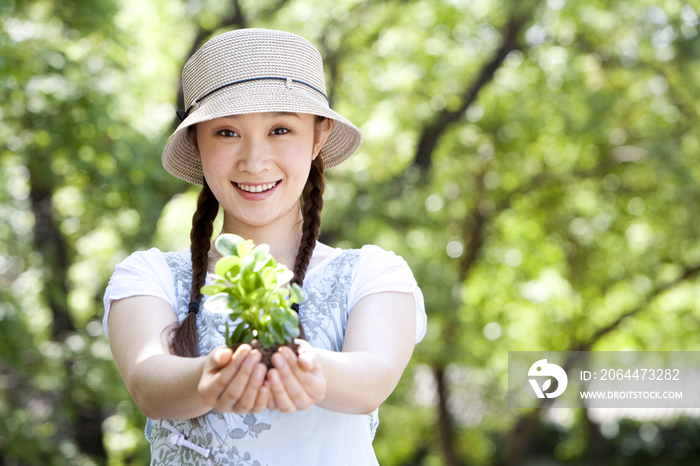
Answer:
[{"left": 201, "top": 234, "right": 303, "bottom": 350}]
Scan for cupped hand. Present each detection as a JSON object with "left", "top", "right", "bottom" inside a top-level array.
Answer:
[
  {"left": 198, "top": 345, "right": 270, "bottom": 414},
  {"left": 266, "top": 340, "right": 327, "bottom": 413}
]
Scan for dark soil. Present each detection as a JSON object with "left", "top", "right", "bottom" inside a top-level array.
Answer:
[{"left": 231, "top": 339, "right": 300, "bottom": 369}]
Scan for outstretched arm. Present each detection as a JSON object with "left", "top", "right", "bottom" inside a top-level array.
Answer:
[
  {"left": 108, "top": 295, "right": 270, "bottom": 419},
  {"left": 266, "top": 291, "right": 416, "bottom": 414}
]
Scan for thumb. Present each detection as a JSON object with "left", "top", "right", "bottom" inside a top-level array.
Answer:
[
  {"left": 298, "top": 351, "right": 316, "bottom": 371},
  {"left": 294, "top": 340, "right": 317, "bottom": 371},
  {"left": 206, "top": 346, "right": 233, "bottom": 372}
]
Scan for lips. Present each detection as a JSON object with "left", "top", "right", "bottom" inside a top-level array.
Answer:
[{"left": 235, "top": 181, "right": 279, "bottom": 193}]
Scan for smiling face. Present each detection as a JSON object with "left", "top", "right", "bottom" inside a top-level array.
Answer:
[{"left": 192, "top": 112, "right": 331, "bottom": 234}]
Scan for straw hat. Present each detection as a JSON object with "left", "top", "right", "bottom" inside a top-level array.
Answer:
[{"left": 162, "top": 28, "right": 362, "bottom": 185}]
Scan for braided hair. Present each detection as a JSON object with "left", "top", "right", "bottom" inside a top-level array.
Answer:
[
  {"left": 169, "top": 116, "right": 329, "bottom": 357},
  {"left": 169, "top": 177, "right": 219, "bottom": 358}
]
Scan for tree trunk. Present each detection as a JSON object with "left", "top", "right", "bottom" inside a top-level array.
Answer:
[
  {"left": 434, "top": 364, "right": 462, "bottom": 466},
  {"left": 28, "top": 165, "right": 106, "bottom": 461}
]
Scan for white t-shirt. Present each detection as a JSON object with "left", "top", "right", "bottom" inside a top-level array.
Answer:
[{"left": 103, "top": 245, "right": 426, "bottom": 465}]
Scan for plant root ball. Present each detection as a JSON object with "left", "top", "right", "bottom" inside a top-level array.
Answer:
[{"left": 231, "top": 339, "right": 300, "bottom": 370}]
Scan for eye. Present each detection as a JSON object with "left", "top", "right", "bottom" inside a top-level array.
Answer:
[
  {"left": 270, "top": 127, "right": 290, "bottom": 136},
  {"left": 217, "top": 129, "right": 239, "bottom": 137}
]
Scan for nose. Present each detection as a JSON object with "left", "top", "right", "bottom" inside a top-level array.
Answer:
[{"left": 237, "top": 135, "right": 270, "bottom": 174}]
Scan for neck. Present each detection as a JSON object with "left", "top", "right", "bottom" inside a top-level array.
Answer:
[{"left": 217, "top": 210, "right": 304, "bottom": 270}]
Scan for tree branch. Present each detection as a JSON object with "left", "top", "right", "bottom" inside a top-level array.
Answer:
[
  {"left": 255, "top": 0, "right": 291, "bottom": 26},
  {"left": 228, "top": 0, "right": 248, "bottom": 30},
  {"left": 501, "top": 262, "right": 700, "bottom": 464},
  {"left": 580, "top": 263, "right": 700, "bottom": 350},
  {"left": 459, "top": 172, "right": 487, "bottom": 283},
  {"left": 413, "top": 14, "right": 528, "bottom": 170},
  {"left": 321, "top": 39, "right": 340, "bottom": 108},
  {"left": 172, "top": 0, "right": 252, "bottom": 127}
]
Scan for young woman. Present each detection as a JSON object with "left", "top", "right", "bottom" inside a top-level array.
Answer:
[{"left": 103, "top": 28, "right": 427, "bottom": 465}]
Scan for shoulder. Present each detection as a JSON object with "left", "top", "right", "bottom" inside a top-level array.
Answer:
[
  {"left": 357, "top": 244, "right": 406, "bottom": 262},
  {"left": 308, "top": 242, "right": 340, "bottom": 271},
  {"left": 118, "top": 247, "right": 164, "bottom": 264},
  {"left": 113, "top": 247, "right": 165, "bottom": 274},
  {"left": 108, "top": 248, "right": 192, "bottom": 294},
  {"left": 348, "top": 244, "right": 418, "bottom": 292},
  {"left": 307, "top": 243, "right": 416, "bottom": 288},
  {"left": 103, "top": 248, "right": 185, "bottom": 337},
  {"left": 115, "top": 248, "right": 188, "bottom": 273},
  {"left": 354, "top": 245, "right": 414, "bottom": 279},
  {"left": 347, "top": 245, "right": 427, "bottom": 343}
]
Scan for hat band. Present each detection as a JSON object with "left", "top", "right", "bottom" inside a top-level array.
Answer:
[{"left": 177, "top": 76, "right": 329, "bottom": 122}]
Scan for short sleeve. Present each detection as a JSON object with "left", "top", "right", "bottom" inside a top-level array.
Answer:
[
  {"left": 348, "top": 245, "right": 427, "bottom": 343},
  {"left": 102, "top": 248, "right": 178, "bottom": 337}
]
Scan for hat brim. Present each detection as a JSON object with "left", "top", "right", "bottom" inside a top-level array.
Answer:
[{"left": 162, "top": 85, "right": 362, "bottom": 185}]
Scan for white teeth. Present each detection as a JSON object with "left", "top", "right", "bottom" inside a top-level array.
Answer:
[{"left": 236, "top": 182, "right": 277, "bottom": 193}]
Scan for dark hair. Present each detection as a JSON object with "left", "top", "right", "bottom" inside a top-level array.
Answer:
[{"left": 169, "top": 116, "right": 329, "bottom": 357}]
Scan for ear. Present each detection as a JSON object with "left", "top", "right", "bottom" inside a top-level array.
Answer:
[
  {"left": 312, "top": 119, "right": 333, "bottom": 160},
  {"left": 188, "top": 126, "right": 201, "bottom": 161}
]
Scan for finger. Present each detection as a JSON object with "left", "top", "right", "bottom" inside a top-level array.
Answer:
[
  {"left": 282, "top": 345, "right": 313, "bottom": 375},
  {"left": 280, "top": 346, "right": 326, "bottom": 403},
  {"left": 271, "top": 351, "right": 313, "bottom": 410},
  {"left": 207, "top": 344, "right": 250, "bottom": 379},
  {"left": 231, "top": 362, "right": 268, "bottom": 413},
  {"left": 289, "top": 341, "right": 316, "bottom": 372},
  {"left": 267, "top": 391, "right": 278, "bottom": 411},
  {"left": 297, "top": 351, "right": 314, "bottom": 371},
  {"left": 205, "top": 346, "right": 233, "bottom": 372},
  {"left": 199, "top": 346, "right": 249, "bottom": 404},
  {"left": 262, "top": 380, "right": 278, "bottom": 411},
  {"left": 206, "top": 345, "right": 249, "bottom": 381},
  {"left": 267, "top": 367, "right": 297, "bottom": 413},
  {"left": 215, "top": 349, "right": 261, "bottom": 408},
  {"left": 281, "top": 346, "right": 318, "bottom": 387},
  {"left": 252, "top": 381, "right": 270, "bottom": 413}
]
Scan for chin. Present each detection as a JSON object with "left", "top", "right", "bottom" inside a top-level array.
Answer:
[{"left": 236, "top": 214, "right": 280, "bottom": 228}]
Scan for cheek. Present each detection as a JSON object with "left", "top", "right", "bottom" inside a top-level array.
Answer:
[
  {"left": 199, "top": 144, "right": 235, "bottom": 174},
  {"left": 278, "top": 138, "right": 315, "bottom": 167},
  {"left": 279, "top": 154, "right": 313, "bottom": 182},
  {"left": 200, "top": 155, "right": 226, "bottom": 174}
]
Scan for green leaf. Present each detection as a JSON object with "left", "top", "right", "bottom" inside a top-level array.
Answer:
[
  {"left": 257, "top": 332, "right": 274, "bottom": 349},
  {"left": 270, "top": 321, "right": 285, "bottom": 344},
  {"left": 228, "top": 304, "right": 245, "bottom": 320},
  {"left": 289, "top": 283, "right": 304, "bottom": 303},
  {"left": 229, "top": 322, "right": 249, "bottom": 344},
  {"left": 215, "top": 234, "right": 245, "bottom": 256},
  {"left": 262, "top": 268, "right": 276, "bottom": 288},
  {"left": 203, "top": 294, "right": 236, "bottom": 314},
  {"left": 248, "top": 288, "right": 265, "bottom": 302},
  {"left": 237, "top": 240, "right": 255, "bottom": 258},
  {"left": 252, "top": 243, "right": 271, "bottom": 262},
  {"left": 283, "top": 319, "right": 300, "bottom": 339},
  {"left": 215, "top": 256, "right": 241, "bottom": 277},
  {"left": 201, "top": 284, "right": 225, "bottom": 296}
]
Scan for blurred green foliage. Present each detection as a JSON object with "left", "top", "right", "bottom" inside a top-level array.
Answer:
[{"left": 2, "top": 0, "right": 700, "bottom": 464}]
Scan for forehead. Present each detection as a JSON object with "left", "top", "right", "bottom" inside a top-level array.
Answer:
[{"left": 226, "top": 112, "right": 303, "bottom": 120}]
